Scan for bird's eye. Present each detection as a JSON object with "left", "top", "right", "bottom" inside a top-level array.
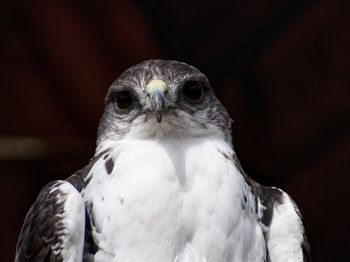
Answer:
[
  {"left": 182, "top": 81, "right": 204, "bottom": 103},
  {"left": 115, "top": 90, "right": 133, "bottom": 109}
]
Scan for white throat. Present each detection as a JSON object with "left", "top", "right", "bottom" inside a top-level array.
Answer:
[{"left": 85, "top": 135, "right": 265, "bottom": 262}]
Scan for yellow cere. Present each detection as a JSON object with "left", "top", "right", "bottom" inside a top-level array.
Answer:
[{"left": 146, "top": 79, "right": 168, "bottom": 94}]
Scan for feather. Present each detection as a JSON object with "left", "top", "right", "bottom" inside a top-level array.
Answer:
[{"left": 15, "top": 150, "right": 110, "bottom": 262}]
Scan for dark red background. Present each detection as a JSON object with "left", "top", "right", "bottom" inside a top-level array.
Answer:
[{"left": 1, "top": 0, "right": 349, "bottom": 261}]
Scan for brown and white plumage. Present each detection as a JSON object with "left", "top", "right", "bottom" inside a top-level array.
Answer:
[{"left": 15, "top": 60, "right": 311, "bottom": 262}]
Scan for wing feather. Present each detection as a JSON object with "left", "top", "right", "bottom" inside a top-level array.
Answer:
[
  {"left": 258, "top": 186, "right": 311, "bottom": 262},
  {"left": 15, "top": 150, "right": 111, "bottom": 262},
  {"left": 15, "top": 181, "right": 85, "bottom": 262},
  {"left": 229, "top": 153, "right": 311, "bottom": 261}
]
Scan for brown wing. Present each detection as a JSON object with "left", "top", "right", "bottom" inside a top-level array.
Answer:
[
  {"left": 15, "top": 149, "right": 111, "bottom": 262},
  {"left": 15, "top": 180, "right": 83, "bottom": 262}
]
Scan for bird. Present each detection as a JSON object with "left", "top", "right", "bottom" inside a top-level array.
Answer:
[{"left": 15, "top": 59, "right": 311, "bottom": 262}]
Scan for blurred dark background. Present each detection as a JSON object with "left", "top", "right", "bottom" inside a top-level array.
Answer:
[{"left": 1, "top": 0, "right": 349, "bottom": 261}]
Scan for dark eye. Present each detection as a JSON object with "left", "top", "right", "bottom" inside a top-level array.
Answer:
[
  {"left": 115, "top": 90, "right": 133, "bottom": 109},
  {"left": 182, "top": 81, "right": 204, "bottom": 102}
]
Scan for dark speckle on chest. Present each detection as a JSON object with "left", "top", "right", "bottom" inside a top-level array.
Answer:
[{"left": 105, "top": 158, "right": 115, "bottom": 175}]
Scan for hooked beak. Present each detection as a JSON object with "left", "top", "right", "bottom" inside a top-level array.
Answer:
[{"left": 146, "top": 79, "right": 168, "bottom": 123}]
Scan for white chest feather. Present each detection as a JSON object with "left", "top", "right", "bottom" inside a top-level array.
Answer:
[{"left": 83, "top": 137, "right": 266, "bottom": 262}]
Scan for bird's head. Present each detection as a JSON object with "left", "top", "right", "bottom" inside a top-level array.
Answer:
[{"left": 97, "top": 60, "right": 232, "bottom": 147}]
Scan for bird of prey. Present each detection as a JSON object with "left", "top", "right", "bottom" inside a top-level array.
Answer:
[{"left": 15, "top": 60, "right": 311, "bottom": 262}]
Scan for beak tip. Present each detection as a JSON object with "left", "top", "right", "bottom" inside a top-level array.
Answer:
[{"left": 156, "top": 111, "right": 162, "bottom": 123}]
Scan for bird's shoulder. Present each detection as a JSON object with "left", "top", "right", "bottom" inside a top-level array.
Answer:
[
  {"left": 15, "top": 180, "right": 84, "bottom": 261},
  {"left": 231, "top": 154, "right": 311, "bottom": 261},
  {"left": 253, "top": 182, "right": 311, "bottom": 262},
  {"left": 15, "top": 149, "right": 110, "bottom": 261}
]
